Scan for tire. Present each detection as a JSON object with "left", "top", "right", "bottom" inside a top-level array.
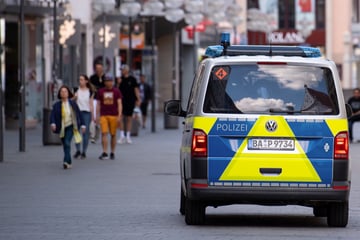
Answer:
[
  {"left": 327, "top": 202, "right": 348, "bottom": 227},
  {"left": 185, "top": 198, "right": 205, "bottom": 225},
  {"left": 313, "top": 206, "right": 327, "bottom": 217},
  {"left": 180, "top": 187, "right": 185, "bottom": 215}
]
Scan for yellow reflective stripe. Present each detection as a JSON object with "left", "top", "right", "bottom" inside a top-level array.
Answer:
[
  {"left": 193, "top": 117, "right": 217, "bottom": 134},
  {"left": 247, "top": 116, "right": 295, "bottom": 137},
  {"left": 220, "top": 115, "right": 321, "bottom": 182},
  {"left": 325, "top": 119, "right": 348, "bottom": 136},
  {"left": 181, "top": 146, "right": 191, "bottom": 153}
]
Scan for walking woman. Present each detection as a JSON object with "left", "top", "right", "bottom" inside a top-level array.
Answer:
[
  {"left": 50, "top": 85, "right": 85, "bottom": 169},
  {"left": 73, "top": 74, "right": 95, "bottom": 159}
]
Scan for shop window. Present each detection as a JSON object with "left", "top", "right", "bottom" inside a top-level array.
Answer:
[
  {"left": 316, "top": 0, "right": 326, "bottom": 28},
  {"left": 353, "top": 0, "right": 360, "bottom": 23},
  {"left": 278, "top": 0, "right": 295, "bottom": 29},
  {"left": 248, "top": 0, "right": 259, "bottom": 9}
]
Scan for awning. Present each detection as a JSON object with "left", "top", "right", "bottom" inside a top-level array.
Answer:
[{"left": 0, "top": 1, "right": 65, "bottom": 17}]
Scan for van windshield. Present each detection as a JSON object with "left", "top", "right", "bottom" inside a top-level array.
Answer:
[{"left": 203, "top": 64, "right": 339, "bottom": 115}]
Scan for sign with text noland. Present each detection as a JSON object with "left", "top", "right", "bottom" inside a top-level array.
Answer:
[{"left": 269, "top": 31, "right": 305, "bottom": 44}]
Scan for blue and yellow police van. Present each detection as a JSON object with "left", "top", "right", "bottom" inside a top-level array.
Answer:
[{"left": 165, "top": 33, "right": 351, "bottom": 227}]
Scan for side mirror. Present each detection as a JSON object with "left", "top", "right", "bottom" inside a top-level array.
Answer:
[
  {"left": 164, "top": 100, "right": 186, "bottom": 117},
  {"left": 346, "top": 104, "right": 353, "bottom": 118}
]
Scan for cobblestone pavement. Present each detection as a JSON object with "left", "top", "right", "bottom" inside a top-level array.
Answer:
[{"left": 1, "top": 115, "right": 360, "bottom": 239}]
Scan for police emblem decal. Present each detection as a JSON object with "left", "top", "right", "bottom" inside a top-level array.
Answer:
[{"left": 265, "top": 120, "right": 277, "bottom": 132}]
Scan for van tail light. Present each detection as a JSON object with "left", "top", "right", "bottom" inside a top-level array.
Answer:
[
  {"left": 334, "top": 132, "right": 349, "bottom": 160},
  {"left": 191, "top": 129, "right": 208, "bottom": 158}
]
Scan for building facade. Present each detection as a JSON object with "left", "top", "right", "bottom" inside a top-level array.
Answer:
[
  {"left": 7, "top": 0, "right": 341, "bottom": 130},
  {"left": 246, "top": 0, "right": 354, "bottom": 88}
]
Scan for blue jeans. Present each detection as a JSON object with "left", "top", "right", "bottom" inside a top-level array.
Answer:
[
  {"left": 61, "top": 125, "right": 74, "bottom": 164},
  {"left": 76, "top": 111, "right": 91, "bottom": 154}
]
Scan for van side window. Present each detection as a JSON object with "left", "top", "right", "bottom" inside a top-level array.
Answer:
[
  {"left": 187, "top": 64, "right": 205, "bottom": 115},
  {"left": 203, "top": 65, "right": 242, "bottom": 114}
]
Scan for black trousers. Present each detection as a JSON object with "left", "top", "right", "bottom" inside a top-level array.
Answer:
[{"left": 348, "top": 114, "right": 360, "bottom": 141}]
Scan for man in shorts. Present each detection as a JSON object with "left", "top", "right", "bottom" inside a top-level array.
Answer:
[
  {"left": 96, "top": 76, "right": 122, "bottom": 160},
  {"left": 117, "top": 64, "right": 141, "bottom": 144}
]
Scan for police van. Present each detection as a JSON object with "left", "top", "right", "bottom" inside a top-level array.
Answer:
[{"left": 164, "top": 33, "right": 352, "bottom": 227}]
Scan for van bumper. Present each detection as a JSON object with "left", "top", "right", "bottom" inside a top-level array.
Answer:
[{"left": 187, "top": 180, "right": 350, "bottom": 205}]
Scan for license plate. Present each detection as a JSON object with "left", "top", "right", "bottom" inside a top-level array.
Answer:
[{"left": 248, "top": 138, "right": 295, "bottom": 151}]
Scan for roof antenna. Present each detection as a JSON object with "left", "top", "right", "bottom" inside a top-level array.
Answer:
[{"left": 268, "top": 31, "right": 273, "bottom": 57}]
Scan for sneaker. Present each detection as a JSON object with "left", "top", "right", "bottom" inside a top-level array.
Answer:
[
  {"left": 110, "top": 153, "right": 115, "bottom": 160},
  {"left": 73, "top": 151, "right": 81, "bottom": 159},
  {"left": 99, "top": 152, "right": 109, "bottom": 160},
  {"left": 117, "top": 137, "right": 126, "bottom": 144},
  {"left": 126, "top": 137, "right": 132, "bottom": 144},
  {"left": 90, "top": 138, "right": 96, "bottom": 144},
  {"left": 63, "top": 163, "right": 72, "bottom": 169},
  {"left": 81, "top": 152, "right": 86, "bottom": 159}
]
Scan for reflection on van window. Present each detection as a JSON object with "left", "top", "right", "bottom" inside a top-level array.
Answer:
[{"left": 203, "top": 64, "right": 339, "bottom": 115}]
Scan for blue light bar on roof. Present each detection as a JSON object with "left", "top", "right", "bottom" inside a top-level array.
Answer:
[
  {"left": 205, "top": 45, "right": 224, "bottom": 58},
  {"left": 221, "top": 32, "right": 230, "bottom": 46},
  {"left": 298, "top": 46, "right": 321, "bottom": 58},
  {"left": 205, "top": 45, "right": 322, "bottom": 58}
]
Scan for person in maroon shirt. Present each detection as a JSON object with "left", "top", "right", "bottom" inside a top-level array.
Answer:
[{"left": 96, "top": 76, "right": 122, "bottom": 160}]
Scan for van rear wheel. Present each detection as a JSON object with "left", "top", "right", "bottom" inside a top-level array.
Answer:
[
  {"left": 180, "top": 187, "right": 185, "bottom": 215},
  {"left": 185, "top": 198, "right": 205, "bottom": 225},
  {"left": 327, "top": 202, "right": 348, "bottom": 227}
]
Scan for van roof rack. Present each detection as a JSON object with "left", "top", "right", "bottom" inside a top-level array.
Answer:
[{"left": 205, "top": 33, "right": 321, "bottom": 58}]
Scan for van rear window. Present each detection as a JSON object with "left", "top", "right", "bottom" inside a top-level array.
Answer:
[{"left": 203, "top": 64, "right": 339, "bottom": 115}]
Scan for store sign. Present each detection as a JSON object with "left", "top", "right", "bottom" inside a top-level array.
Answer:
[
  {"left": 269, "top": 31, "right": 305, "bottom": 44},
  {"left": 119, "top": 22, "right": 145, "bottom": 50},
  {"left": 295, "top": 0, "right": 315, "bottom": 38}
]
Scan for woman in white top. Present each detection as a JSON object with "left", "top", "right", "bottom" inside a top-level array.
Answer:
[{"left": 73, "top": 74, "right": 95, "bottom": 159}]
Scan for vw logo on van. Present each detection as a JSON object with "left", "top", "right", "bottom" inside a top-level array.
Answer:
[{"left": 265, "top": 120, "right": 278, "bottom": 132}]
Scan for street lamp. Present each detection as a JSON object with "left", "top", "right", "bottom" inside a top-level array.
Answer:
[
  {"left": 119, "top": 0, "right": 141, "bottom": 68},
  {"left": 141, "top": 0, "right": 164, "bottom": 133},
  {"left": 164, "top": 0, "right": 184, "bottom": 100},
  {"left": 163, "top": 0, "right": 185, "bottom": 129},
  {"left": 205, "top": 0, "right": 226, "bottom": 23},
  {"left": 51, "top": 0, "right": 69, "bottom": 84},
  {"left": 42, "top": 0, "right": 68, "bottom": 146},
  {"left": 226, "top": 2, "right": 243, "bottom": 44},
  {"left": 0, "top": 19, "right": 4, "bottom": 161},
  {"left": 184, "top": 0, "right": 204, "bottom": 72},
  {"left": 203, "top": 0, "right": 226, "bottom": 44},
  {"left": 19, "top": 0, "right": 25, "bottom": 152}
]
